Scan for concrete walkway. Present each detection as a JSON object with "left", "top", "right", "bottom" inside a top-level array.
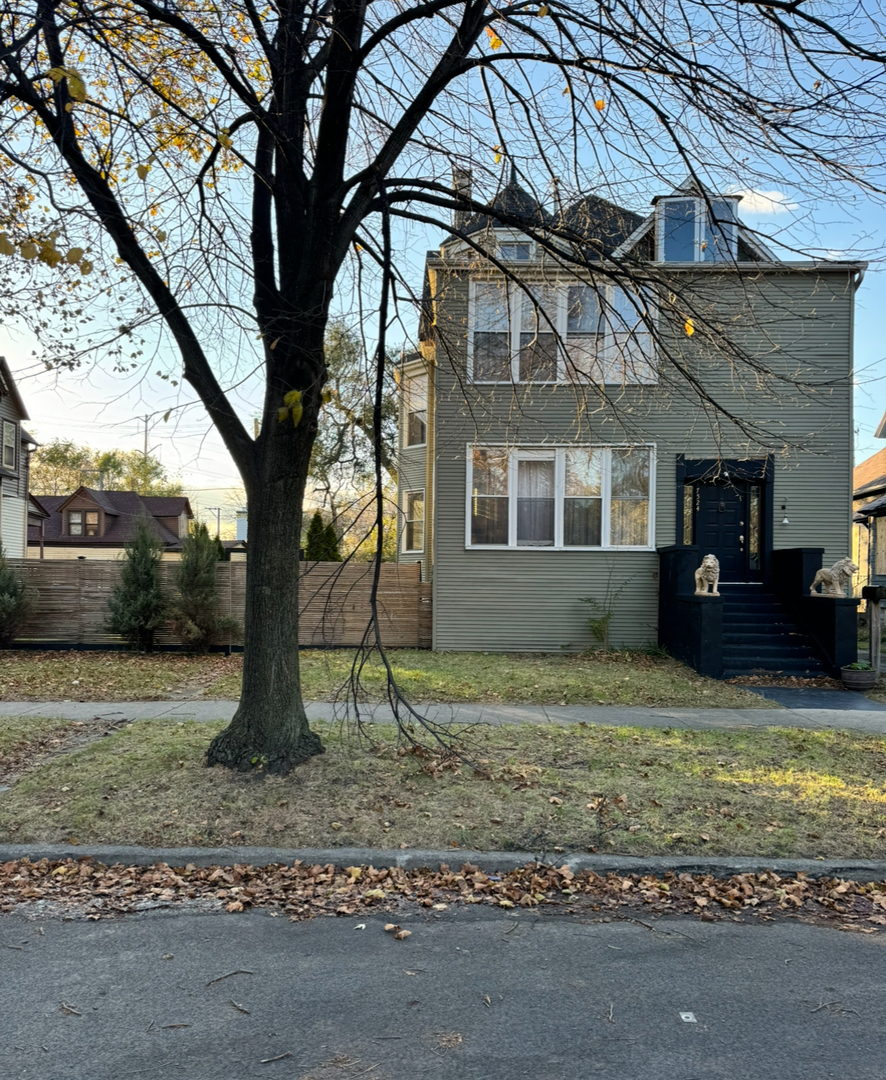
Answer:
[{"left": 2, "top": 696, "right": 886, "bottom": 734}]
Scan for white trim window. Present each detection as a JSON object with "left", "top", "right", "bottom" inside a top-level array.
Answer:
[
  {"left": 468, "top": 280, "right": 656, "bottom": 385},
  {"left": 467, "top": 445, "right": 654, "bottom": 549},
  {"left": 2, "top": 421, "right": 15, "bottom": 470},
  {"left": 403, "top": 490, "right": 425, "bottom": 553},
  {"left": 403, "top": 372, "right": 428, "bottom": 447},
  {"left": 656, "top": 196, "right": 739, "bottom": 263}
]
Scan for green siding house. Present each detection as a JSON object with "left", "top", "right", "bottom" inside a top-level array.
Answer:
[{"left": 397, "top": 179, "right": 864, "bottom": 675}]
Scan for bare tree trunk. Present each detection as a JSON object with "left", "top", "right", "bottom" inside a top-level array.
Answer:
[{"left": 206, "top": 344, "right": 326, "bottom": 773}]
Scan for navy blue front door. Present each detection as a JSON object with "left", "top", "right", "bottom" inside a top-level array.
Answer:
[{"left": 695, "top": 480, "right": 762, "bottom": 582}]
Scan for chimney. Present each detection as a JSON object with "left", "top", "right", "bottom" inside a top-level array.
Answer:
[{"left": 452, "top": 167, "right": 473, "bottom": 230}]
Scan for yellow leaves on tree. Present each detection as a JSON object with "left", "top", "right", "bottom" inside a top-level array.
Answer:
[
  {"left": 218, "top": 129, "right": 233, "bottom": 150},
  {"left": 485, "top": 27, "right": 503, "bottom": 50},
  {"left": 684, "top": 318, "right": 695, "bottom": 336},
  {"left": 136, "top": 163, "right": 151, "bottom": 180},
  {"left": 595, "top": 99, "right": 606, "bottom": 112},
  {"left": 538, "top": 5, "right": 550, "bottom": 15},
  {"left": 277, "top": 389, "right": 303, "bottom": 428},
  {"left": 0, "top": 231, "right": 90, "bottom": 275},
  {"left": 48, "top": 67, "right": 88, "bottom": 102}
]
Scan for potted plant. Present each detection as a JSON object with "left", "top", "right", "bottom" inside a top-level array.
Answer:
[{"left": 841, "top": 661, "right": 878, "bottom": 691}]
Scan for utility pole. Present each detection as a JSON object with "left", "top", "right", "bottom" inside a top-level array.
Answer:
[
  {"left": 206, "top": 506, "right": 222, "bottom": 539},
  {"left": 143, "top": 414, "right": 150, "bottom": 459}
]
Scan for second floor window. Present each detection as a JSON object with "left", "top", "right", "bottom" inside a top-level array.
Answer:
[
  {"left": 404, "top": 373, "right": 428, "bottom": 447},
  {"left": 469, "top": 281, "right": 655, "bottom": 385},
  {"left": 2, "top": 421, "right": 15, "bottom": 470}
]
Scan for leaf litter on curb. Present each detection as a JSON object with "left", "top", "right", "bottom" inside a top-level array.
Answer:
[{"left": 0, "top": 857, "right": 885, "bottom": 932}]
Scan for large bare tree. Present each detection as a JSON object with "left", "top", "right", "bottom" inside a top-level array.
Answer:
[{"left": 0, "top": 0, "right": 883, "bottom": 769}]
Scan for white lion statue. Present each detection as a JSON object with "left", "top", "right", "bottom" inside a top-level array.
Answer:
[
  {"left": 694, "top": 554, "right": 720, "bottom": 597},
  {"left": 809, "top": 557, "right": 858, "bottom": 598}
]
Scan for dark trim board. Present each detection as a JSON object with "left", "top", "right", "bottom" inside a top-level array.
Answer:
[{"left": 674, "top": 455, "right": 775, "bottom": 582}]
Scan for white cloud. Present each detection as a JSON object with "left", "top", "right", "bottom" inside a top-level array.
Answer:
[{"left": 730, "top": 189, "right": 799, "bottom": 215}]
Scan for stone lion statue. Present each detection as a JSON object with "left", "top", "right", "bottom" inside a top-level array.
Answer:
[
  {"left": 694, "top": 554, "right": 720, "bottom": 597},
  {"left": 809, "top": 557, "right": 858, "bottom": 598}
]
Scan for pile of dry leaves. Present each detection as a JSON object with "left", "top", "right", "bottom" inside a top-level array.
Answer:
[{"left": 1, "top": 857, "right": 885, "bottom": 932}]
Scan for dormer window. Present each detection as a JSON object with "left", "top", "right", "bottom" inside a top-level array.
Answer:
[
  {"left": 69, "top": 510, "right": 99, "bottom": 536},
  {"left": 656, "top": 196, "right": 739, "bottom": 263}
]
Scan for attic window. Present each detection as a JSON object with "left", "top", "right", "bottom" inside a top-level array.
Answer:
[
  {"left": 656, "top": 197, "right": 738, "bottom": 263},
  {"left": 499, "top": 241, "right": 531, "bottom": 261},
  {"left": 2, "top": 421, "right": 15, "bottom": 470}
]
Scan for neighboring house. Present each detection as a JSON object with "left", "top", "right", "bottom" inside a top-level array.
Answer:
[
  {"left": 852, "top": 435, "right": 886, "bottom": 593},
  {"left": 0, "top": 356, "right": 38, "bottom": 557},
  {"left": 26, "top": 487, "right": 193, "bottom": 559},
  {"left": 397, "top": 176, "right": 863, "bottom": 673}
]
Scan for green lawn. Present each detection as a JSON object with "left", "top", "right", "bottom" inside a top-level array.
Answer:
[
  {"left": 0, "top": 648, "right": 775, "bottom": 709},
  {"left": 1, "top": 717, "right": 883, "bottom": 858},
  {"left": 207, "top": 648, "right": 775, "bottom": 709}
]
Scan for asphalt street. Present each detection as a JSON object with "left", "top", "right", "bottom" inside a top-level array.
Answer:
[{"left": 2, "top": 908, "right": 885, "bottom": 1080}]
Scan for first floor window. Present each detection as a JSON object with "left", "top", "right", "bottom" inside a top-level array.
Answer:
[
  {"left": 2, "top": 421, "right": 15, "bottom": 470},
  {"left": 403, "top": 491, "right": 425, "bottom": 552},
  {"left": 468, "top": 445, "right": 653, "bottom": 549}
]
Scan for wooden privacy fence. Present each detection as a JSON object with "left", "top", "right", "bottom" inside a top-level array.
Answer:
[{"left": 7, "top": 559, "right": 431, "bottom": 650}]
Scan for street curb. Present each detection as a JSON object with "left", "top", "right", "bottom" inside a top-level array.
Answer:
[{"left": 1, "top": 844, "right": 885, "bottom": 882}]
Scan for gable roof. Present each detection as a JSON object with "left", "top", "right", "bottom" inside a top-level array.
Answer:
[
  {"left": 0, "top": 356, "right": 29, "bottom": 422},
  {"left": 30, "top": 488, "right": 193, "bottom": 548},
  {"left": 853, "top": 447, "right": 886, "bottom": 499},
  {"left": 459, "top": 178, "right": 549, "bottom": 237}
]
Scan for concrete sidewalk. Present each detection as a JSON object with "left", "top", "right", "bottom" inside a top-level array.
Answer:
[{"left": 2, "top": 696, "right": 886, "bottom": 733}]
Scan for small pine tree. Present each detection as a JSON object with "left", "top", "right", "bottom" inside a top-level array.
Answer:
[
  {"left": 0, "top": 547, "right": 29, "bottom": 647},
  {"left": 106, "top": 515, "right": 168, "bottom": 652},
  {"left": 304, "top": 510, "right": 327, "bottom": 561},
  {"left": 169, "top": 522, "right": 238, "bottom": 652},
  {"left": 323, "top": 520, "right": 342, "bottom": 561}
]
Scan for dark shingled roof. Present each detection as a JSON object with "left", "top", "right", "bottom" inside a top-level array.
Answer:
[
  {"left": 461, "top": 180, "right": 549, "bottom": 236},
  {"left": 28, "top": 489, "right": 192, "bottom": 548},
  {"left": 458, "top": 182, "right": 643, "bottom": 257},
  {"left": 556, "top": 194, "right": 645, "bottom": 257}
]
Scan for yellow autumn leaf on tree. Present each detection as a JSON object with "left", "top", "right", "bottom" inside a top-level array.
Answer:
[
  {"left": 156, "top": 230, "right": 166, "bottom": 242},
  {"left": 279, "top": 389, "right": 303, "bottom": 428},
  {"left": 538, "top": 4, "right": 549, "bottom": 14},
  {"left": 486, "top": 27, "right": 503, "bottom": 50},
  {"left": 48, "top": 67, "right": 66, "bottom": 84},
  {"left": 595, "top": 99, "right": 606, "bottom": 112},
  {"left": 136, "top": 163, "right": 150, "bottom": 179},
  {"left": 65, "top": 69, "right": 87, "bottom": 102},
  {"left": 79, "top": 259, "right": 93, "bottom": 275},
  {"left": 0, "top": 234, "right": 14, "bottom": 256},
  {"left": 218, "top": 130, "right": 233, "bottom": 149},
  {"left": 65, "top": 247, "right": 84, "bottom": 263},
  {"left": 684, "top": 318, "right": 695, "bottom": 336},
  {"left": 20, "top": 241, "right": 37, "bottom": 260},
  {"left": 494, "top": 151, "right": 502, "bottom": 163}
]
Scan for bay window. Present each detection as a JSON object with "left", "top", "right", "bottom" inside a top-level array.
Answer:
[
  {"left": 469, "top": 280, "right": 655, "bottom": 385},
  {"left": 467, "top": 445, "right": 653, "bottom": 549}
]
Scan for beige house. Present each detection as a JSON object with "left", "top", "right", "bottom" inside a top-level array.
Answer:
[{"left": 27, "top": 487, "right": 193, "bottom": 559}]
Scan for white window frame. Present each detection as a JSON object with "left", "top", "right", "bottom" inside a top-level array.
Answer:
[
  {"left": 402, "top": 489, "right": 425, "bottom": 553},
  {"left": 467, "top": 280, "right": 657, "bottom": 386},
  {"left": 655, "top": 196, "right": 739, "bottom": 263},
  {"left": 2, "top": 421, "right": 15, "bottom": 471},
  {"left": 465, "top": 443, "right": 656, "bottom": 551},
  {"left": 68, "top": 510, "right": 83, "bottom": 536}
]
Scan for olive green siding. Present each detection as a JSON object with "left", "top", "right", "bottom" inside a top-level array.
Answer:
[{"left": 426, "top": 268, "right": 856, "bottom": 651}]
